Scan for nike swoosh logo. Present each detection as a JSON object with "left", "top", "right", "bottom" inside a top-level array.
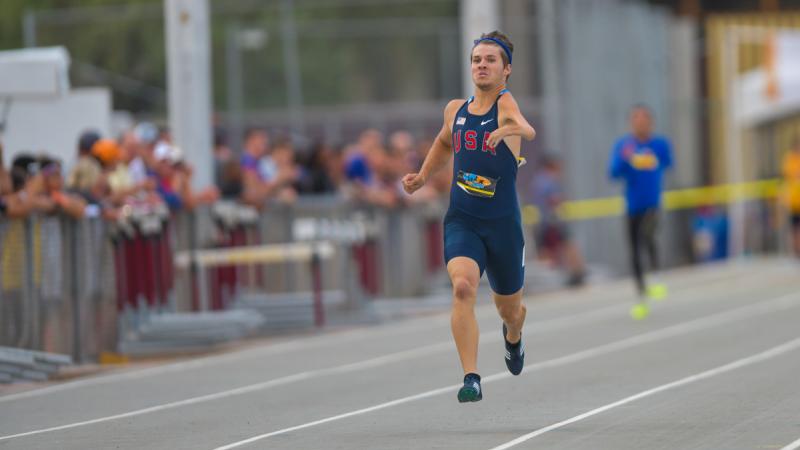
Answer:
[{"left": 481, "top": 119, "right": 494, "bottom": 126}]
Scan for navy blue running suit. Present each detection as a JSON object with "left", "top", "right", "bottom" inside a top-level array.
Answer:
[{"left": 444, "top": 89, "right": 525, "bottom": 295}]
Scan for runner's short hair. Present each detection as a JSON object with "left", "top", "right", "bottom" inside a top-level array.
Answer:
[{"left": 476, "top": 31, "right": 514, "bottom": 66}]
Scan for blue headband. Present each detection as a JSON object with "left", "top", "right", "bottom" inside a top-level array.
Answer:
[{"left": 473, "top": 37, "right": 512, "bottom": 65}]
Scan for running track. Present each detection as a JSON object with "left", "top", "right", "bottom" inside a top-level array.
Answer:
[{"left": 1, "top": 258, "right": 799, "bottom": 449}]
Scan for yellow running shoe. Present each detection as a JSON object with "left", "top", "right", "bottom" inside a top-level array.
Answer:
[
  {"left": 630, "top": 302, "right": 650, "bottom": 320},
  {"left": 647, "top": 283, "right": 668, "bottom": 301}
]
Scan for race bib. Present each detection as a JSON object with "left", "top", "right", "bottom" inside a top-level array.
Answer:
[
  {"left": 631, "top": 152, "right": 659, "bottom": 170},
  {"left": 457, "top": 170, "right": 498, "bottom": 198}
]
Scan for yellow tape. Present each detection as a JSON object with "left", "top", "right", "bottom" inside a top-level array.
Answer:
[{"left": 522, "top": 178, "right": 781, "bottom": 226}]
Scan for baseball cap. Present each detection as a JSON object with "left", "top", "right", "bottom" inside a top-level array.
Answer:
[
  {"left": 134, "top": 122, "right": 159, "bottom": 145},
  {"left": 91, "top": 138, "right": 122, "bottom": 165},
  {"left": 154, "top": 142, "right": 184, "bottom": 164}
]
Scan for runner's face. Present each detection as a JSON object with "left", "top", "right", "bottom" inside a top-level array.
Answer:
[{"left": 471, "top": 44, "right": 509, "bottom": 90}]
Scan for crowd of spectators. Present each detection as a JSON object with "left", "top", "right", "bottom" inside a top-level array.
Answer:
[
  {"left": 0, "top": 123, "right": 452, "bottom": 222},
  {"left": 213, "top": 125, "right": 452, "bottom": 210}
]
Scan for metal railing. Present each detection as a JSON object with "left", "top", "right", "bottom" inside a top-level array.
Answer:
[
  {"left": 0, "top": 195, "right": 451, "bottom": 362},
  {"left": 0, "top": 215, "right": 118, "bottom": 364}
]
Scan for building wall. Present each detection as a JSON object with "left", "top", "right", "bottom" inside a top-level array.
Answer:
[{"left": 705, "top": 13, "right": 800, "bottom": 183}]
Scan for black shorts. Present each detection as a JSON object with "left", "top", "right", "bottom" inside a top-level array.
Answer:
[{"left": 444, "top": 208, "right": 525, "bottom": 295}]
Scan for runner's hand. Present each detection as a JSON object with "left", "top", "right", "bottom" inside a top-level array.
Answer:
[
  {"left": 402, "top": 173, "right": 426, "bottom": 195},
  {"left": 487, "top": 127, "right": 508, "bottom": 149}
]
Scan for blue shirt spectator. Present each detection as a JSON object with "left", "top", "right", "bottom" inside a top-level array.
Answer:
[
  {"left": 608, "top": 133, "right": 673, "bottom": 214},
  {"left": 345, "top": 153, "right": 372, "bottom": 185},
  {"left": 241, "top": 153, "right": 264, "bottom": 181}
]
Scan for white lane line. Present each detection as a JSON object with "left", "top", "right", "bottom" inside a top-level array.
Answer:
[
  {"left": 0, "top": 372, "right": 314, "bottom": 442},
  {"left": 0, "top": 298, "right": 623, "bottom": 406},
  {"left": 0, "top": 340, "right": 303, "bottom": 404},
  {"left": 0, "top": 272, "right": 790, "bottom": 443},
  {"left": 0, "top": 263, "right": 765, "bottom": 404},
  {"left": 211, "top": 291, "right": 800, "bottom": 450},
  {"left": 0, "top": 302, "right": 623, "bottom": 441},
  {"left": 488, "top": 336, "right": 800, "bottom": 450},
  {"left": 782, "top": 436, "right": 800, "bottom": 450}
]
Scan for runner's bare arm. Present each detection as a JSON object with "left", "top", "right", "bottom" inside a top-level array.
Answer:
[
  {"left": 402, "top": 99, "right": 462, "bottom": 194},
  {"left": 487, "top": 93, "right": 535, "bottom": 148}
]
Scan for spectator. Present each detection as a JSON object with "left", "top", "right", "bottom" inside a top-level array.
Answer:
[
  {"left": 130, "top": 122, "right": 159, "bottom": 185},
  {"left": 270, "top": 137, "right": 300, "bottom": 204},
  {"left": 0, "top": 144, "right": 31, "bottom": 218},
  {"left": 0, "top": 141, "right": 10, "bottom": 196},
  {"left": 38, "top": 156, "right": 90, "bottom": 219},
  {"left": 8, "top": 154, "right": 58, "bottom": 216},
  {"left": 530, "top": 154, "right": 586, "bottom": 287},
  {"left": 388, "top": 130, "right": 417, "bottom": 179},
  {"left": 152, "top": 142, "right": 184, "bottom": 211},
  {"left": 325, "top": 144, "right": 346, "bottom": 191},
  {"left": 782, "top": 136, "right": 800, "bottom": 257},
  {"left": 153, "top": 142, "right": 218, "bottom": 211},
  {"left": 344, "top": 129, "right": 401, "bottom": 208},
  {"left": 213, "top": 126, "right": 234, "bottom": 189},
  {"left": 104, "top": 131, "right": 155, "bottom": 204},
  {"left": 240, "top": 127, "right": 295, "bottom": 208},
  {"left": 297, "top": 140, "right": 338, "bottom": 194},
  {"left": 344, "top": 129, "right": 381, "bottom": 185},
  {"left": 66, "top": 129, "right": 103, "bottom": 202}
]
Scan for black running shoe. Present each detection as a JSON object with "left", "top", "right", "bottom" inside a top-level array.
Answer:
[
  {"left": 457, "top": 373, "right": 482, "bottom": 403},
  {"left": 503, "top": 323, "right": 524, "bottom": 375}
]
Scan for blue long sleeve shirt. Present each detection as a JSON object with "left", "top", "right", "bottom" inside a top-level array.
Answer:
[{"left": 608, "top": 134, "right": 673, "bottom": 215}]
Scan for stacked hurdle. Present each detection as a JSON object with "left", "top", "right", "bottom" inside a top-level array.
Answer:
[
  {"left": 110, "top": 203, "right": 263, "bottom": 356},
  {"left": 0, "top": 346, "right": 72, "bottom": 383},
  {"left": 110, "top": 201, "right": 172, "bottom": 334},
  {"left": 208, "top": 202, "right": 261, "bottom": 311}
]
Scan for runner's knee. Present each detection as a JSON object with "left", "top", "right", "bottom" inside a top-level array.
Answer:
[
  {"left": 452, "top": 277, "right": 477, "bottom": 303},
  {"left": 496, "top": 301, "right": 523, "bottom": 322}
]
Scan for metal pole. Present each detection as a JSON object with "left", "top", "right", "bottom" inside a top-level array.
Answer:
[
  {"left": 279, "top": 0, "right": 306, "bottom": 135},
  {"left": 225, "top": 23, "right": 245, "bottom": 153},
  {"left": 18, "top": 219, "right": 35, "bottom": 348},
  {"left": 537, "top": 0, "right": 563, "bottom": 154},
  {"left": 724, "top": 30, "right": 746, "bottom": 259},
  {"left": 459, "top": 0, "right": 500, "bottom": 98},
  {"left": 285, "top": 205, "right": 297, "bottom": 292},
  {"left": 187, "top": 211, "right": 206, "bottom": 311},
  {"left": 165, "top": 0, "right": 214, "bottom": 190},
  {"left": 151, "top": 231, "right": 164, "bottom": 312},
  {"left": 29, "top": 218, "right": 41, "bottom": 350},
  {"left": 23, "top": 11, "right": 37, "bottom": 48},
  {"left": 69, "top": 219, "right": 82, "bottom": 363},
  {"left": 438, "top": 29, "right": 453, "bottom": 100},
  {"left": 311, "top": 246, "right": 324, "bottom": 327}
]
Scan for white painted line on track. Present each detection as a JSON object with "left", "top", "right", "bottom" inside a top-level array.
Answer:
[
  {"left": 0, "top": 263, "right": 768, "bottom": 404},
  {"left": 211, "top": 292, "right": 800, "bottom": 450},
  {"left": 782, "top": 436, "right": 800, "bottom": 450},
  {"left": 1, "top": 272, "right": 793, "bottom": 445},
  {"left": 0, "top": 302, "right": 623, "bottom": 442},
  {"left": 0, "top": 340, "right": 303, "bottom": 404},
  {"left": 487, "top": 335, "right": 800, "bottom": 450},
  {"left": 0, "top": 300, "right": 621, "bottom": 406},
  {"left": 0, "top": 372, "right": 315, "bottom": 442}
]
